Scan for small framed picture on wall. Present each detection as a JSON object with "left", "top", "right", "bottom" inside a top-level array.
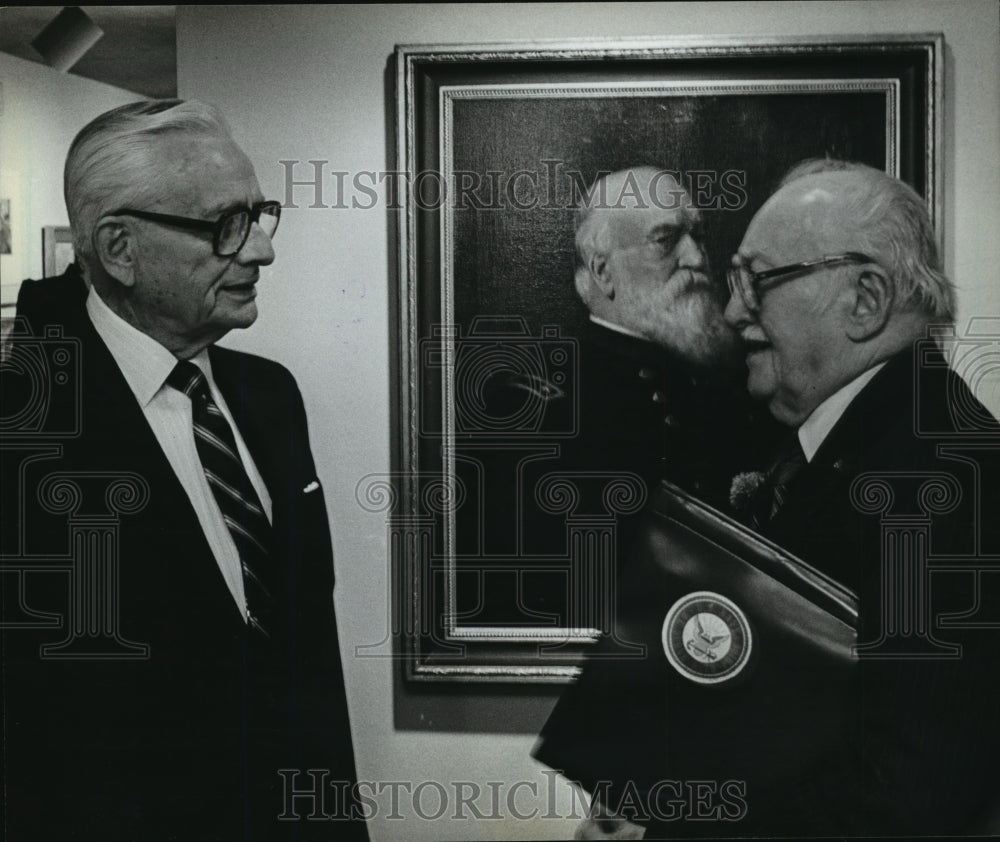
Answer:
[{"left": 42, "top": 226, "right": 74, "bottom": 276}]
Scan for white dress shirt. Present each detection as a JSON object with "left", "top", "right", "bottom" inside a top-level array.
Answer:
[
  {"left": 86, "top": 287, "right": 272, "bottom": 620},
  {"left": 798, "top": 362, "right": 887, "bottom": 463}
]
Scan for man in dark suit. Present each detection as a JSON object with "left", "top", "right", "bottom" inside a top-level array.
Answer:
[
  {"left": 1, "top": 100, "right": 367, "bottom": 840},
  {"left": 716, "top": 159, "right": 1000, "bottom": 834},
  {"left": 537, "top": 161, "right": 1000, "bottom": 839}
]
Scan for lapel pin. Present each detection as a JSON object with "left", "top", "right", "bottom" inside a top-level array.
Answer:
[{"left": 303, "top": 480, "right": 321, "bottom": 494}]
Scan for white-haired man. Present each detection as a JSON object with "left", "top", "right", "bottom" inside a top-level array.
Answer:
[
  {"left": 2, "top": 101, "right": 367, "bottom": 840},
  {"left": 566, "top": 166, "right": 768, "bottom": 507},
  {"left": 535, "top": 161, "right": 1000, "bottom": 840},
  {"left": 717, "top": 160, "right": 1000, "bottom": 834}
]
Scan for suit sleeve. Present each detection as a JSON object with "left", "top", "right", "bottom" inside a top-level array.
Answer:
[
  {"left": 749, "top": 524, "right": 1000, "bottom": 835},
  {"left": 276, "top": 372, "right": 369, "bottom": 839}
]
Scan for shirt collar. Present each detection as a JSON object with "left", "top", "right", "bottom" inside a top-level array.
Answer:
[
  {"left": 589, "top": 313, "right": 647, "bottom": 340},
  {"left": 798, "top": 362, "right": 887, "bottom": 462},
  {"left": 86, "top": 286, "right": 214, "bottom": 406}
]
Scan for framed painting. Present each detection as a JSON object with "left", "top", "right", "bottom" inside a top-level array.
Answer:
[{"left": 390, "top": 35, "right": 942, "bottom": 681}]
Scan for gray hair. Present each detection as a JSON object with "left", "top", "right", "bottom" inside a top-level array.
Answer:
[
  {"left": 573, "top": 166, "right": 680, "bottom": 304},
  {"left": 573, "top": 172, "right": 614, "bottom": 281},
  {"left": 779, "top": 158, "right": 954, "bottom": 320},
  {"left": 64, "top": 99, "right": 232, "bottom": 263}
]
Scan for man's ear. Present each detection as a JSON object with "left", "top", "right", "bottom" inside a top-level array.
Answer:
[
  {"left": 588, "top": 251, "right": 615, "bottom": 301},
  {"left": 93, "top": 218, "right": 137, "bottom": 288},
  {"left": 846, "top": 265, "right": 894, "bottom": 341}
]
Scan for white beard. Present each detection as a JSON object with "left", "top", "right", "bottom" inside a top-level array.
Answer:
[{"left": 640, "top": 284, "right": 739, "bottom": 368}]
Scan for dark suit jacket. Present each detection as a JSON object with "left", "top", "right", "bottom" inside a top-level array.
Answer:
[
  {"left": 739, "top": 344, "right": 1000, "bottom": 835},
  {"left": 559, "top": 322, "right": 778, "bottom": 544},
  {"left": 14, "top": 262, "right": 89, "bottom": 334},
  {"left": 571, "top": 322, "right": 778, "bottom": 503},
  {"left": 2, "top": 304, "right": 368, "bottom": 840},
  {"left": 535, "top": 343, "right": 1000, "bottom": 837}
]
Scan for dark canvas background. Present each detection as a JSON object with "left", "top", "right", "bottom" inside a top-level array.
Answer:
[{"left": 451, "top": 91, "right": 889, "bottom": 337}]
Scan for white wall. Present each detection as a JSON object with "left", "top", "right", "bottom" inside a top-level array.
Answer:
[
  {"left": 173, "top": 4, "right": 1000, "bottom": 841},
  {"left": 0, "top": 51, "right": 137, "bottom": 303}
]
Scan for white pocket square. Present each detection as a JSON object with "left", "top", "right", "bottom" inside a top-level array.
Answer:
[{"left": 303, "top": 479, "right": 321, "bottom": 494}]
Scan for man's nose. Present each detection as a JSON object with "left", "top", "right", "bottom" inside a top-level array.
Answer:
[
  {"left": 724, "top": 286, "right": 752, "bottom": 330},
  {"left": 237, "top": 221, "right": 275, "bottom": 266},
  {"left": 676, "top": 233, "right": 706, "bottom": 269}
]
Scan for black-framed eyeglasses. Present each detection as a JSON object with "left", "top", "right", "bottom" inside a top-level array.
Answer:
[
  {"left": 107, "top": 200, "right": 281, "bottom": 257},
  {"left": 726, "top": 252, "right": 874, "bottom": 314}
]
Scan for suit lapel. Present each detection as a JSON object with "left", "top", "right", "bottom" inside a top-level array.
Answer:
[
  {"left": 75, "top": 317, "right": 244, "bottom": 627},
  {"left": 809, "top": 348, "right": 913, "bottom": 473},
  {"left": 767, "top": 350, "right": 915, "bottom": 551},
  {"left": 208, "top": 348, "right": 293, "bottom": 543},
  {"left": 209, "top": 349, "right": 281, "bottom": 492},
  {"left": 79, "top": 317, "right": 199, "bottom": 512}
]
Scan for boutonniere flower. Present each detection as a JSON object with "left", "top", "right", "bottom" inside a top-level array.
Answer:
[{"left": 729, "top": 470, "right": 767, "bottom": 513}]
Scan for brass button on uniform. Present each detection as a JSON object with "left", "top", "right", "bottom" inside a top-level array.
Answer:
[
  {"left": 638, "top": 367, "right": 656, "bottom": 381},
  {"left": 652, "top": 390, "right": 666, "bottom": 404}
]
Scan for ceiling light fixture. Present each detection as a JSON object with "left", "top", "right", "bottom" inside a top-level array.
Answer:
[{"left": 30, "top": 7, "right": 104, "bottom": 73}]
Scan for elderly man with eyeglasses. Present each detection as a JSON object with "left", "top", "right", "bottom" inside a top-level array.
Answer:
[
  {"left": 2, "top": 101, "right": 368, "bottom": 840},
  {"left": 717, "top": 159, "right": 1000, "bottom": 835},
  {"left": 534, "top": 160, "right": 1000, "bottom": 841}
]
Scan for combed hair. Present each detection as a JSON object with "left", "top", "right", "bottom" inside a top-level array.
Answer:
[
  {"left": 573, "top": 167, "right": 666, "bottom": 304},
  {"left": 777, "top": 157, "right": 860, "bottom": 188},
  {"left": 572, "top": 175, "right": 612, "bottom": 306},
  {"left": 64, "top": 99, "right": 232, "bottom": 262},
  {"left": 573, "top": 175, "right": 611, "bottom": 272},
  {"left": 779, "top": 158, "right": 954, "bottom": 320}
]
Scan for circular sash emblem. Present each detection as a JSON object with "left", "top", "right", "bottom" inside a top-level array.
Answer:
[{"left": 661, "top": 591, "right": 752, "bottom": 685}]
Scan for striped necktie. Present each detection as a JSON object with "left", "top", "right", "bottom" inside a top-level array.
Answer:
[{"left": 167, "top": 360, "right": 274, "bottom": 638}]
